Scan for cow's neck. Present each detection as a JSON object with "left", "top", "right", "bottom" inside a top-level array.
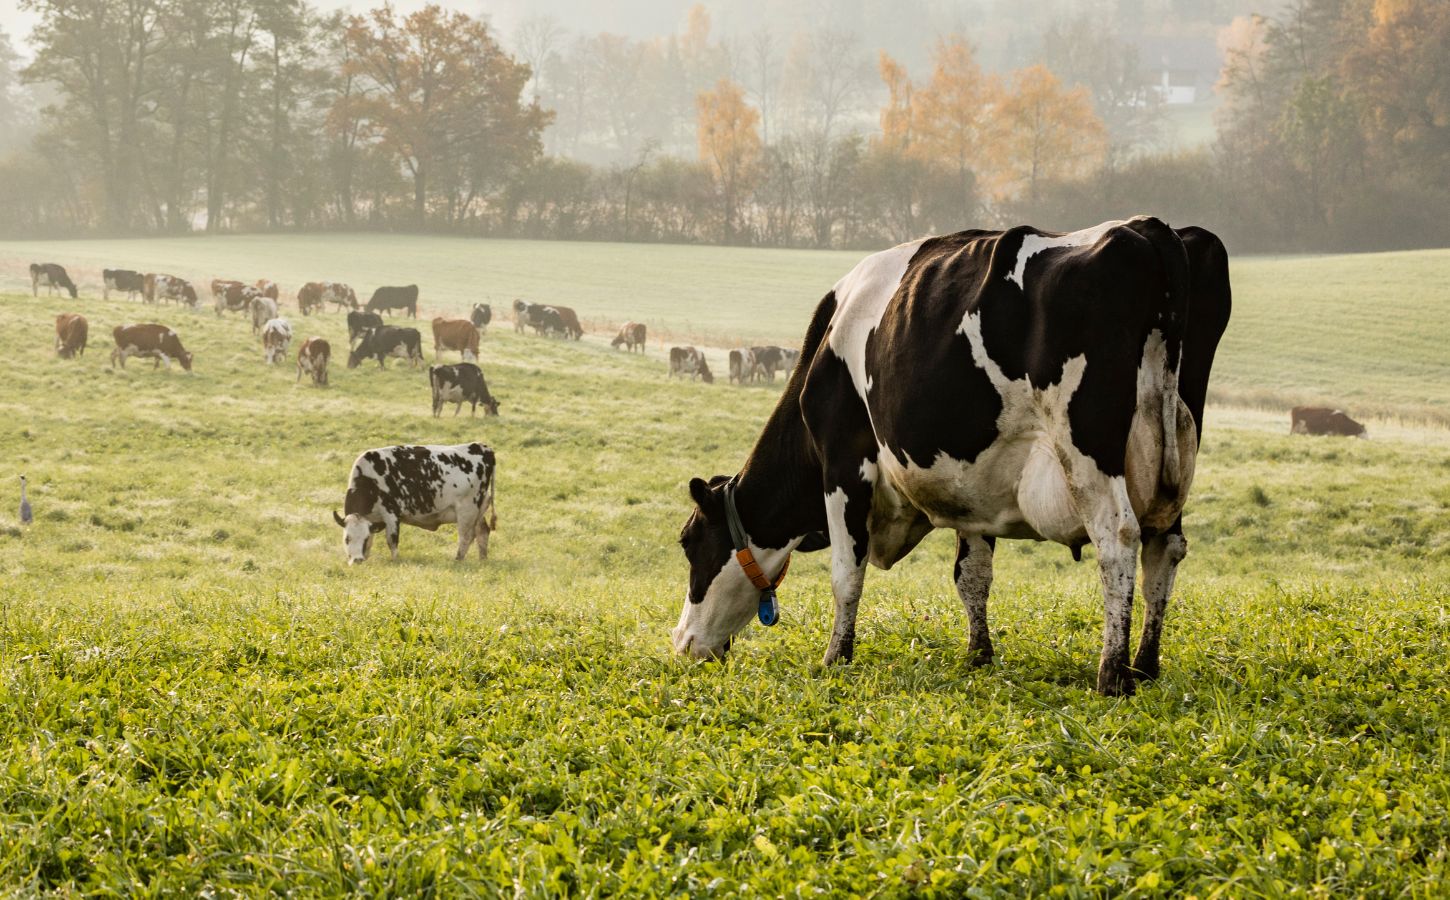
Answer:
[{"left": 732, "top": 393, "right": 824, "bottom": 550}]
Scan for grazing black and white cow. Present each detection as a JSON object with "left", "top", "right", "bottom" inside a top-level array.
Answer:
[
  {"left": 728, "top": 348, "right": 756, "bottom": 384},
  {"left": 145, "top": 274, "right": 197, "bottom": 307},
  {"left": 347, "top": 310, "right": 384, "bottom": 345},
  {"left": 366, "top": 285, "right": 419, "bottom": 318},
  {"left": 470, "top": 303, "right": 492, "bottom": 331},
  {"left": 31, "top": 263, "right": 78, "bottom": 299},
  {"left": 672, "top": 218, "right": 1231, "bottom": 696},
  {"left": 669, "top": 346, "right": 713, "bottom": 383},
  {"left": 749, "top": 346, "right": 792, "bottom": 383},
  {"left": 347, "top": 325, "right": 424, "bottom": 369},
  {"left": 333, "top": 443, "right": 497, "bottom": 563},
  {"left": 216, "top": 281, "right": 261, "bottom": 317},
  {"left": 103, "top": 269, "right": 145, "bottom": 301},
  {"left": 428, "top": 363, "right": 500, "bottom": 417}
]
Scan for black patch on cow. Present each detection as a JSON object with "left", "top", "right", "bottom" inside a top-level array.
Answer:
[
  {"left": 349, "top": 326, "right": 422, "bottom": 369},
  {"left": 802, "top": 344, "right": 876, "bottom": 566}
]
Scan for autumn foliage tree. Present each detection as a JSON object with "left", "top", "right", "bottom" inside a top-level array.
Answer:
[
  {"left": 696, "top": 78, "right": 761, "bottom": 243},
  {"left": 342, "top": 4, "right": 548, "bottom": 225},
  {"left": 995, "top": 65, "right": 1106, "bottom": 202},
  {"left": 908, "top": 37, "right": 999, "bottom": 222}
]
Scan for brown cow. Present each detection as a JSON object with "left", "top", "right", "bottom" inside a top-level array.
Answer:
[
  {"left": 255, "top": 279, "right": 280, "bottom": 301},
  {"left": 217, "top": 282, "right": 261, "bottom": 318},
  {"left": 1291, "top": 406, "right": 1367, "bottom": 438},
  {"left": 211, "top": 279, "right": 244, "bottom": 304},
  {"left": 297, "top": 337, "right": 330, "bottom": 385},
  {"left": 144, "top": 274, "right": 198, "bottom": 307},
  {"left": 111, "top": 323, "right": 194, "bottom": 371},
  {"left": 55, "top": 313, "right": 88, "bottom": 359},
  {"left": 611, "top": 321, "right": 647, "bottom": 353},
  {"left": 298, "top": 281, "right": 356, "bottom": 315},
  {"left": 431, "top": 317, "right": 480, "bottom": 362}
]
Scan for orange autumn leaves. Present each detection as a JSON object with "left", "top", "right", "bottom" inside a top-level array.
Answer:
[{"left": 881, "top": 37, "right": 1107, "bottom": 202}]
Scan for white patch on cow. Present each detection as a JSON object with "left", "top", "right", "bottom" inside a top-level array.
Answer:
[
  {"left": 1005, "top": 220, "right": 1122, "bottom": 288},
  {"left": 671, "top": 535, "right": 799, "bottom": 659},
  {"left": 340, "top": 444, "right": 495, "bottom": 564},
  {"left": 827, "top": 237, "right": 927, "bottom": 401}
]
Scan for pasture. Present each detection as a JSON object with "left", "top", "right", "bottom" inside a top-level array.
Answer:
[{"left": 0, "top": 236, "right": 1447, "bottom": 894}]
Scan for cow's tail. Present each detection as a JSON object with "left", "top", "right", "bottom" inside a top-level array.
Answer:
[
  {"left": 481, "top": 451, "right": 498, "bottom": 533},
  {"left": 1133, "top": 217, "right": 1190, "bottom": 493}
]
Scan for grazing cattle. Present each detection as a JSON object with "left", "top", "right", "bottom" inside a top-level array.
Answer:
[
  {"left": 144, "top": 274, "right": 198, "bottom": 307},
  {"left": 251, "top": 296, "right": 279, "bottom": 334},
  {"left": 512, "top": 299, "right": 530, "bottom": 333},
  {"left": 1291, "top": 406, "right": 1366, "bottom": 438},
  {"left": 729, "top": 348, "right": 757, "bottom": 384},
  {"left": 103, "top": 269, "right": 145, "bottom": 301},
  {"left": 470, "top": 303, "right": 492, "bottom": 331},
  {"left": 216, "top": 282, "right": 261, "bottom": 317},
  {"left": 298, "top": 281, "right": 357, "bottom": 315},
  {"left": 31, "top": 263, "right": 78, "bottom": 299},
  {"left": 296, "top": 337, "right": 331, "bottom": 386},
  {"left": 55, "top": 313, "right": 88, "bottom": 359},
  {"left": 431, "top": 317, "right": 480, "bottom": 362},
  {"left": 347, "top": 310, "right": 384, "bottom": 345},
  {"left": 428, "top": 363, "right": 500, "bottom": 417},
  {"left": 611, "top": 322, "right": 647, "bottom": 353},
  {"left": 748, "top": 346, "right": 793, "bottom": 383},
  {"left": 255, "top": 279, "right": 279, "bottom": 301},
  {"left": 669, "top": 346, "right": 714, "bottom": 383},
  {"left": 332, "top": 443, "right": 497, "bottom": 563},
  {"left": 366, "top": 285, "right": 419, "bottom": 318},
  {"left": 347, "top": 325, "right": 424, "bottom": 369},
  {"left": 211, "top": 279, "right": 244, "bottom": 306},
  {"left": 548, "top": 305, "right": 584, "bottom": 340},
  {"left": 111, "top": 323, "right": 195, "bottom": 371},
  {"left": 672, "top": 218, "right": 1232, "bottom": 697},
  {"left": 261, "top": 318, "right": 293, "bottom": 365}
]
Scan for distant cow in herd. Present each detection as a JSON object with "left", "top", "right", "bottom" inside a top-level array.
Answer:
[
  {"left": 348, "top": 325, "right": 423, "bottom": 369},
  {"left": 111, "top": 323, "right": 193, "bottom": 372},
  {"left": 333, "top": 443, "right": 498, "bottom": 564},
  {"left": 1291, "top": 406, "right": 1367, "bottom": 438},
  {"left": 255, "top": 279, "right": 279, "bottom": 301},
  {"left": 470, "top": 303, "right": 492, "bottom": 332},
  {"left": 428, "top": 363, "right": 500, "bottom": 417},
  {"left": 215, "top": 281, "right": 262, "bottom": 318},
  {"left": 431, "top": 317, "right": 480, "bottom": 362},
  {"left": 366, "top": 285, "right": 418, "bottom": 318},
  {"left": 30, "top": 263, "right": 78, "bottom": 299},
  {"left": 669, "top": 346, "right": 713, "bottom": 383},
  {"left": 611, "top": 322, "right": 647, "bottom": 353},
  {"left": 297, "top": 337, "right": 331, "bottom": 386},
  {"left": 347, "top": 310, "right": 384, "bottom": 345},
  {"left": 298, "top": 281, "right": 357, "bottom": 315},
  {"left": 514, "top": 300, "right": 583, "bottom": 340},
  {"left": 728, "top": 348, "right": 756, "bottom": 384},
  {"left": 261, "top": 318, "right": 293, "bottom": 365},
  {"left": 145, "top": 274, "right": 197, "bottom": 307},
  {"left": 103, "top": 269, "right": 145, "bottom": 301},
  {"left": 55, "top": 313, "right": 88, "bottom": 359}
]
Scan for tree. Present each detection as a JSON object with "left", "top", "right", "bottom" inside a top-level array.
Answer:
[
  {"left": 696, "top": 78, "right": 761, "bottom": 244},
  {"left": 514, "top": 14, "right": 565, "bottom": 105},
  {"left": 995, "top": 65, "right": 1106, "bottom": 202},
  {"left": 910, "top": 36, "right": 999, "bottom": 224},
  {"left": 342, "top": 3, "right": 548, "bottom": 226}
]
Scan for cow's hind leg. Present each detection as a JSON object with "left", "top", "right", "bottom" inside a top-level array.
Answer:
[
  {"left": 1078, "top": 476, "right": 1141, "bottom": 696},
  {"left": 1133, "top": 525, "right": 1187, "bottom": 681},
  {"left": 954, "top": 534, "right": 995, "bottom": 666},
  {"left": 455, "top": 507, "right": 478, "bottom": 561}
]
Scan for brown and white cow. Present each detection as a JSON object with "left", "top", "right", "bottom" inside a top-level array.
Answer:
[
  {"left": 111, "top": 323, "right": 194, "bottom": 372},
  {"left": 297, "top": 337, "right": 331, "bottom": 386},
  {"left": 55, "top": 313, "right": 88, "bottom": 359},
  {"left": 261, "top": 318, "right": 293, "bottom": 365},
  {"left": 431, "top": 317, "right": 480, "bottom": 362},
  {"left": 145, "top": 274, "right": 198, "bottom": 307},
  {"left": 298, "top": 281, "right": 357, "bottom": 315},
  {"left": 669, "top": 346, "right": 713, "bottom": 383},
  {"left": 216, "top": 282, "right": 261, "bottom": 318},
  {"left": 211, "top": 279, "right": 244, "bottom": 306},
  {"left": 611, "top": 322, "right": 647, "bottom": 353},
  {"left": 1291, "top": 406, "right": 1367, "bottom": 438},
  {"left": 255, "top": 279, "right": 280, "bottom": 301}
]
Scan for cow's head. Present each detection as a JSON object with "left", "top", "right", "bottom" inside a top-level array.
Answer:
[
  {"left": 483, "top": 395, "right": 500, "bottom": 416},
  {"left": 347, "top": 340, "right": 369, "bottom": 369},
  {"left": 66, "top": 284, "right": 78, "bottom": 299},
  {"left": 672, "top": 476, "right": 779, "bottom": 660},
  {"left": 334, "top": 510, "right": 384, "bottom": 563},
  {"left": 700, "top": 362, "right": 715, "bottom": 384},
  {"left": 179, "top": 351, "right": 194, "bottom": 372}
]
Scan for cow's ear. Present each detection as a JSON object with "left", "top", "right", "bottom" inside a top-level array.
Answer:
[
  {"left": 333, "top": 510, "right": 346, "bottom": 527},
  {"left": 369, "top": 521, "right": 387, "bottom": 534},
  {"left": 688, "top": 477, "right": 720, "bottom": 515}
]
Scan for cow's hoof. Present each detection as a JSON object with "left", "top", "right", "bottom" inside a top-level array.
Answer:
[
  {"left": 1097, "top": 663, "right": 1136, "bottom": 697},
  {"left": 821, "top": 643, "right": 855, "bottom": 667},
  {"left": 966, "top": 644, "right": 995, "bottom": 667},
  {"left": 1131, "top": 655, "right": 1161, "bottom": 682}
]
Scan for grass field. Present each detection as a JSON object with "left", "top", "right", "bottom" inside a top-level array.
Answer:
[
  {"left": 0, "top": 241, "right": 1448, "bottom": 893},
  {"left": 3, "top": 233, "right": 1448, "bottom": 426}
]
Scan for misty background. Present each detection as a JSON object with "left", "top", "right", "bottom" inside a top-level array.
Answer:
[{"left": 1, "top": 0, "right": 1445, "bottom": 252}]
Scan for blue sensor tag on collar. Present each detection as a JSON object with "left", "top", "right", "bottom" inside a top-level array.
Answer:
[{"left": 757, "top": 589, "right": 780, "bottom": 627}]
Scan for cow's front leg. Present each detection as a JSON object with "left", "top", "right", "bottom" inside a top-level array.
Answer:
[
  {"left": 822, "top": 485, "right": 869, "bottom": 666},
  {"left": 1133, "top": 527, "right": 1187, "bottom": 681},
  {"left": 954, "top": 534, "right": 996, "bottom": 666},
  {"left": 385, "top": 518, "right": 401, "bottom": 560},
  {"left": 1081, "top": 479, "right": 1141, "bottom": 696}
]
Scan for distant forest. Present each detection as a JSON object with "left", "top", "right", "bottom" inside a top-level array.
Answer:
[{"left": 0, "top": 0, "right": 1446, "bottom": 253}]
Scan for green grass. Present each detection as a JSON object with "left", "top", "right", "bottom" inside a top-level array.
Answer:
[
  {"left": 4, "top": 233, "right": 1447, "bottom": 424},
  {"left": 1, "top": 269, "right": 1448, "bottom": 893}
]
